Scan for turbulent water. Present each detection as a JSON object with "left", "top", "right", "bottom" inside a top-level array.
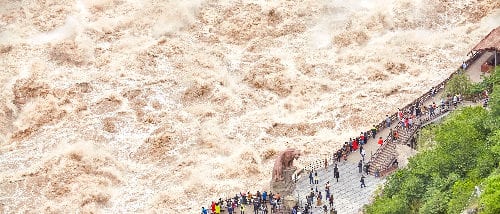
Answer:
[{"left": 0, "top": 0, "right": 499, "bottom": 213}]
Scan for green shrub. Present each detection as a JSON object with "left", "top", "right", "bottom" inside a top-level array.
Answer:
[{"left": 479, "top": 170, "right": 500, "bottom": 214}]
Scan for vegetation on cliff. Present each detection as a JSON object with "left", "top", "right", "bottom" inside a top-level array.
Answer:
[{"left": 365, "top": 67, "right": 500, "bottom": 214}]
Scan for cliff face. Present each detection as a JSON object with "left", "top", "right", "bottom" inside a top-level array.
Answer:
[{"left": 0, "top": 0, "right": 499, "bottom": 213}]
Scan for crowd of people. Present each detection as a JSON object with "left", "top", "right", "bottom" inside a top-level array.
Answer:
[
  {"left": 201, "top": 84, "right": 481, "bottom": 213},
  {"left": 202, "top": 191, "right": 284, "bottom": 214}
]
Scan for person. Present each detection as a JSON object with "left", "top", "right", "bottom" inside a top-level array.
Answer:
[
  {"left": 371, "top": 125, "right": 377, "bottom": 138},
  {"left": 247, "top": 192, "right": 252, "bottom": 204},
  {"left": 324, "top": 158, "right": 328, "bottom": 170},
  {"left": 240, "top": 204, "right": 245, "bottom": 214},
  {"left": 334, "top": 170, "right": 340, "bottom": 182},
  {"left": 393, "top": 159, "right": 399, "bottom": 168},
  {"left": 314, "top": 171, "right": 319, "bottom": 184},
  {"left": 385, "top": 115, "right": 391, "bottom": 128},
  {"left": 375, "top": 167, "right": 380, "bottom": 178},
  {"left": 453, "top": 94, "right": 458, "bottom": 108},
  {"left": 227, "top": 204, "right": 234, "bottom": 214},
  {"left": 377, "top": 137, "right": 383, "bottom": 146},
  {"left": 309, "top": 170, "right": 313, "bottom": 184},
  {"left": 361, "top": 149, "right": 366, "bottom": 162},
  {"left": 352, "top": 138, "right": 358, "bottom": 151},
  {"left": 416, "top": 104, "right": 421, "bottom": 117},
  {"left": 274, "top": 193, "right": 281, "bottom": 203},
  {"left": 201, "top": 207, "right": 208, "bottom": 214},
  {"left": 308, "top": 189, "right": 315, "bottom": 205},
  {"left": 328, "top": 195, "right": 334, "bottom": 207},
  {"left": 323, "top": 204, "right": 328, "bottom": 213},
  {"left": 360, "top": 175, "right": 366, "bottom": 188},
  {"left": 358, "top": 160, "right": 363, "bottom": 173},
  {"left": 316, "top": 192, "right": 323, "bottom": 206},
  {"left": 262, "top": 191, "right": 267, "bottom": 204},
  {"left": 215, "top": 203, "right": 221, "bottom": 214},
  {"left": 211, "top": 201, "right": 216, "bottom": 213}
]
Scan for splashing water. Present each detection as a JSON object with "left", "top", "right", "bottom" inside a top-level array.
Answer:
[{"left": 0, "top": 0, "right": 499, "bottom": 213}]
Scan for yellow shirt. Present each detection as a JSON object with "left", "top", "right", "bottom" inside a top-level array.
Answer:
[{"left": 215, "top": 205, "right": 220, "bottom": 214}]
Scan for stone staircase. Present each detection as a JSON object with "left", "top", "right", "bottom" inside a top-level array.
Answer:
[{"left": 366, "top": 135, "right": 396, "bottom": 176}]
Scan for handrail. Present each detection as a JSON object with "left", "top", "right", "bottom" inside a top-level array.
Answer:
[{"left": 300, "top": 53, "right": 481, "bottom": 177}]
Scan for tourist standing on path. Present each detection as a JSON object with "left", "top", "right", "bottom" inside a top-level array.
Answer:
[
  {"left": 309, "top": 171, "right": 314, "bottom": 184},
  {"left": 329, "top": 194, "right": 334, "bottom": 207},
  {"left": 371, "top": 125, "right": 377, "bottom": 138},
  {"left": 358, "top": 160, "right": 363, "bottom": 173},
  {"left": 325, "top": 181, "right": 331, "bottom": 199},
  {"left": 324, "top": 158, "right": 328, "bottom": 170},
  {"left": 314, "top": 171, "right": 319, "bottom": 184},
  {"left": 352, "top": 138, "right": 359, "bottom": 151},
  {"left": 378, "top": 136, "right": 383, "bottom": 146},
  {"left": 331, "top": 207, "right": 338, "bottom": 214},
  {"left": 316, "top": 192, "right": 323, "bottom": 206},
  {"left": 240, "top": 204, "right": 245, "bottom": 214},
  {"left": 360, "top": 175, "right": 366, "bottom": 188},
  {"left": 308, "top": 189, "right": 315, "bottom": 205},
  {"left": 334, "top": 170, "right": 340, "bottom": 182},
  {"left": 215, "top": 203, "right": 221, "bottom": 214},
  {"left": 385, "top": 115, "right": 391, "bottom": 127},
  {"left": 201, "top": 207, "right": 208, "bottom": 214},
  {"left": 361, "top": 149, "right": 366, "bottom": 162}
]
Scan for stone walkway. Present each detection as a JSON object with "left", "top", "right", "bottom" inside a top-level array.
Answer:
[
  {"left": 290, "top": 54, "right": 489, "bottom": 213},
  {"left": 293, "top": 161, "right": 385, "bottom": 214}
]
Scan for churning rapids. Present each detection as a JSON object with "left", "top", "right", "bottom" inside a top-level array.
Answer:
[{"left": 0, "top": 0, "right": 499, "bottom": 213}]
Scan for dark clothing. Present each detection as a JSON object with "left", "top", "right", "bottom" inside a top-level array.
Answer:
[
  {"left": 309, "top": 171, "right": 313, "bottom": 184},
  {"left": 334, "top": 171, "right": 340, "bottom": 182},
  {"left": 360, "top": 176, "right": 366, "bottom": 188}
]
